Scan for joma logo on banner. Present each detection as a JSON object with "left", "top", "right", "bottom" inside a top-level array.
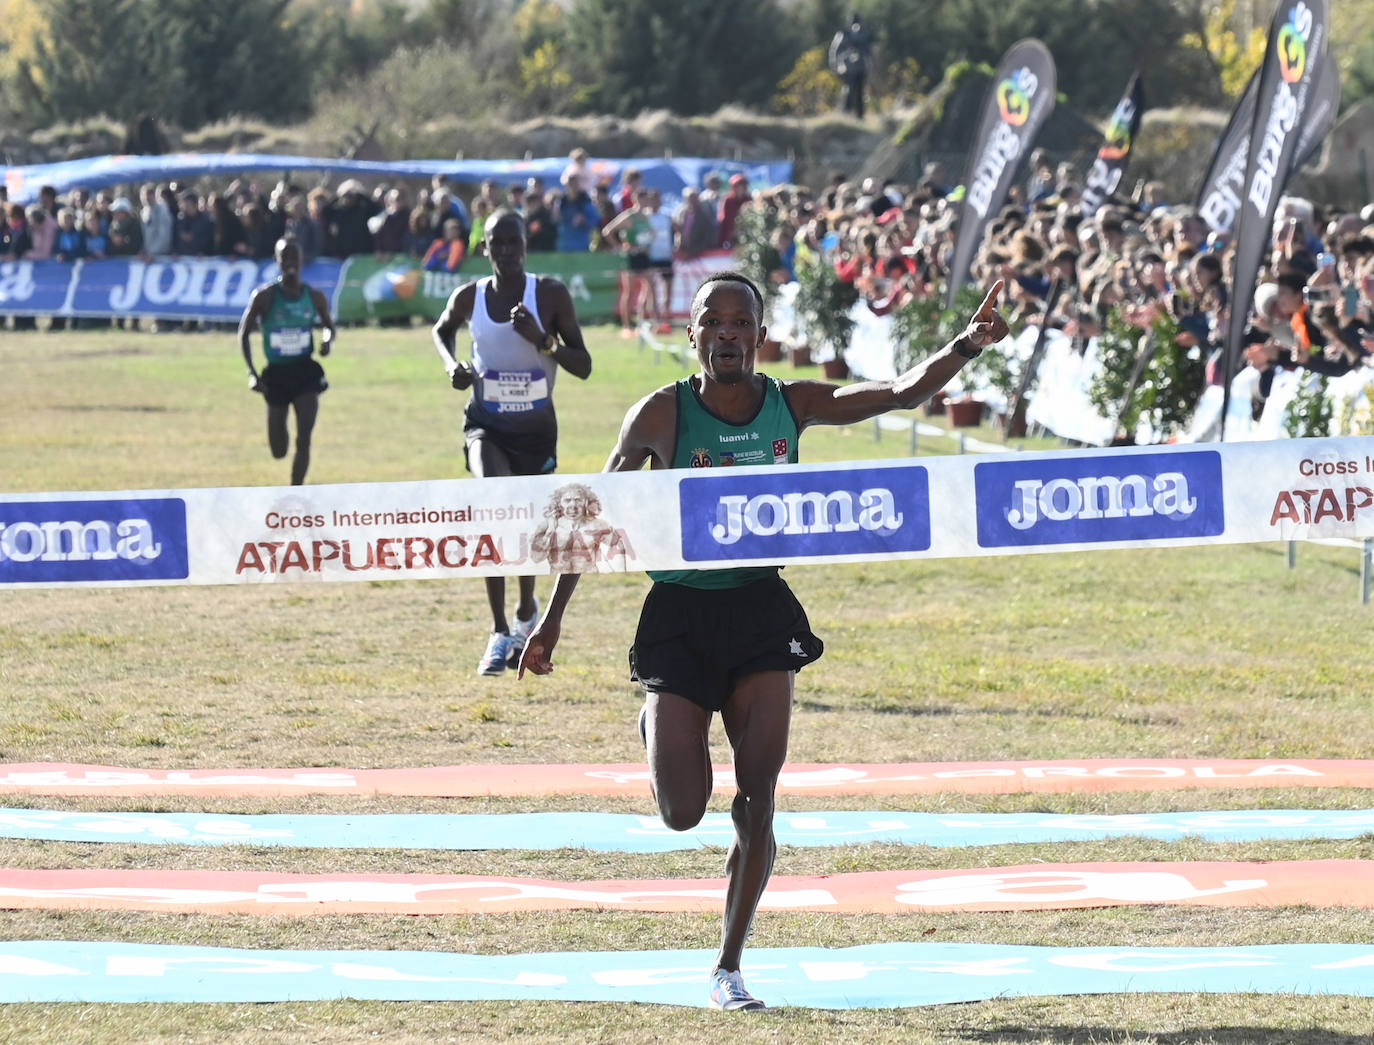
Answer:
[
  {"left": 0, "top": 499, "right": 189, "bottom": 583},
  {"left": 106, "top": 259, "right": 277, "bottom": 312},
  {"left": 679, "top": 466, "right": 931, "bottom": 560},
  {"left": 974, "top": 452, "right": 1225, "bottom": 547},
  {"left": 0, "top": 261, "right": 36, "bottom": 303}
]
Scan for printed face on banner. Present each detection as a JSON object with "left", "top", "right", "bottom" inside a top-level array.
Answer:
[
  {"left": 0, "top": 498, "right": 188, "bottom": 583},
  {"left": 530, "top": 482, "right": 632, "bottom": 573},
  {"left": 974, "top": 452, "right": 1225, "bottom": 548},
  {"left": 679, "top": 466, "right": 931, "bottom": 561}
]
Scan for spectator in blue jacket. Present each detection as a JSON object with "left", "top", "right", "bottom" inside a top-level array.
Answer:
[
  {"left": 53, "top": 208, "right": 84, "bottom": 261},
  {"left": 555, "top": 174, "right": 601, "bottom": 253},
  {"left": 80, "top": 210, "right": 109, "bottom": 259}
]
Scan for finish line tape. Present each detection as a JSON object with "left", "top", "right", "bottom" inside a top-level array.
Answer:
[
  {"left": 3, "top": 940, "right": 1373, "bottom": 1007},
  {"left": 2, "top": 436, "right": 1371, "bottom": 588},
  {"left": 3, "top": 758, "right": 1364, "bottom": 797},
  {"left": 2, "top": 807, "right": 1371, "bottom": 851},
  {"left": 1, "top": 860, "right": 1369, "bottom": 915}
]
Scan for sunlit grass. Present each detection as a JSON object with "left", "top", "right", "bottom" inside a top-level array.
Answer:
[{"left": 1, "top": 324, "right": 1372, "bottom": 1042}]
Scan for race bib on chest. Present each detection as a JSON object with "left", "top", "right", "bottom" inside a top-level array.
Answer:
[
  {"left": 481, "top": 368, "right": 550, "bottom": 414},
  {"left": 271, "top": 328, "right": 312, "bottom": 357}
]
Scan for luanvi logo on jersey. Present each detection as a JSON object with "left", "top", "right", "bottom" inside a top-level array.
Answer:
[
  {"left": 0, "top": 498, "right": 189, "bottom": 583},
  {"left": 974, "top": 451, "right": 1224, "bottom": 547},
  {"left": 679, "top": 466, "right": 930, "bottom": 561}
]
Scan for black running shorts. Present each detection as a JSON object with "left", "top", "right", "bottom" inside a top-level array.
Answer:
[
  {"left": 261, "top": 359, "right": 327, "bottom": 407},
  {"left": 629, "top": 574, "right": 824, "bottom": 713},
  {"left": 462, "top": 424, "right": 557, "bottom": 476},
  {"left": 462, "top": 400, "right": 559, "bottom": 476}
]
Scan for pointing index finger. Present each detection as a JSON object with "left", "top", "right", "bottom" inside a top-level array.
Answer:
[{"left": 977, "top": 280, "right": 1005, "bottom": 318}]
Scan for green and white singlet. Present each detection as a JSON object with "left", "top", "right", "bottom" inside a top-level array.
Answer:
[
  {"left": 648, "top": 374, "right": 800, "bottom": 590},
  {"left": 261, "top": 283, "right": 319, "bottom": 365}
]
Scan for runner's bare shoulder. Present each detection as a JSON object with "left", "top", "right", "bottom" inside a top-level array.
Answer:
[{"left": 616, "top": 382, "right": 679, "bottom": 466}]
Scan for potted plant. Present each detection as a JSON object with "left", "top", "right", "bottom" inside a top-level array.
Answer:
[
  {"left": 793, "top": 253, "right": 858, "bottom": 375},
  {"left": 889, "top": 292, "right": 945, "bottom": 373},
  {"left": 946, "top": 395, "right": 985, "bottom": 426},
  {"left": 893, "top": 284, "right": 992, "bottom": 424},
  {"left": 1285, "top": 373, "right": 1335, "bottom": 438},
  {"left": 1088, "top": 309, "right": 1205, "bottom": 443},
  {"left": 733, "top": 204, "right": 787, "bottom": 363}
]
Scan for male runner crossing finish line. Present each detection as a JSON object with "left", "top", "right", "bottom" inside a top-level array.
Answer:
[{"left": 520, "top": 272, "right": 1009, "bottom": 1011}]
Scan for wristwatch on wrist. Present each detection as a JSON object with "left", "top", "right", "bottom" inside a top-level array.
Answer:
[
  {"left": 540, "top": 333, "right": 557, "bottom": 355},
  {"left": 953, "top": 335, "right": 983, "bottom": 359}
]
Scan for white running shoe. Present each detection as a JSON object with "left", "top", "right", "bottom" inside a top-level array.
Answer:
[
  {"left": 507, "top": 599, "right": 539, "bottom": 669},
  {"left": 708, "top": 968, "right": 765, "bottom": 1011},
  {"left": 478, "top": 631, "right": 513, "bottom": 676}
]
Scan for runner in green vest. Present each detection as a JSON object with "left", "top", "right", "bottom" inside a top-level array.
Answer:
[
  {"left": 601, "top": 187, "right": 659, "bottom": 338},
  {"left": 519, "top": 270, "right": 1009, "bottom": 1011},
  {"left": 237, "top": 239, "right": 337, "bottom": 485}
]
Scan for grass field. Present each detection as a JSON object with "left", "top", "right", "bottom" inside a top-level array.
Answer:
[{"left": 1, "top": 323, "right": 1372, "bottom": 1043}]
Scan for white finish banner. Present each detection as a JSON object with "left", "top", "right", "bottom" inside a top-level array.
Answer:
[{"left": 1, "top": 437, "right": 1372, "bottom": 588}]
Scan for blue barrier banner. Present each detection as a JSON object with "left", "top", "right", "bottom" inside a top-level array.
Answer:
[
  {"left": 0, "top": 259, "right": 72, "bottom": 313},
  {"left": 1, "top": 940, "right": 1372, "bottom": 1007},
  {"left": 0, "top": 257, "right": 343, "bottom": 321}
]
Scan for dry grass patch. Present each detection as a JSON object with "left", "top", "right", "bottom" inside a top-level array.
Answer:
[{"left": 2, "top": 326, "right": 1373, "bottom": 1041}]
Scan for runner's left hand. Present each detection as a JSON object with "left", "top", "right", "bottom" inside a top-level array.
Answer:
[
  {"left": 964, "top": 279, "right": 1010, "bottom": 348},
  {"left": 510, "top": 303, "right": 543, "bottom": 348}
]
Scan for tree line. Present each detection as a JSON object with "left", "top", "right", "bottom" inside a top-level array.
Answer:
[{"left": 2, "top": 0, "right": 1372, "bottom": 137}]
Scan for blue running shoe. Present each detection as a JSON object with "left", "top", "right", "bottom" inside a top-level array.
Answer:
[{"left": 477, "top": 631, "right": 513, "bottom": 676}]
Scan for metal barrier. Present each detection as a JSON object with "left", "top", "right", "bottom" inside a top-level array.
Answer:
[{"left": 1288, "top": 538, "right": 1374, "bottom": 604}]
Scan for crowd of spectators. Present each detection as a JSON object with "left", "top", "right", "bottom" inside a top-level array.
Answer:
[
  {"left": 738, "top": 152, "right": 1374, "bottom": 425},
  {"left": 0, "top": 147, "right": 773, "bottom": 338},
  {"left": 0, "top": 148, "right": 760, "bottom": 274},
  {"left": 5, "top": 142, "right": 1372, "bottom": 430}
]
